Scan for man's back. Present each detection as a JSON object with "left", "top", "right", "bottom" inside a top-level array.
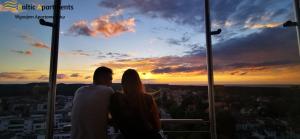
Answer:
[{"left": 71, "top": 85, "right": 114, "bottom": 139}]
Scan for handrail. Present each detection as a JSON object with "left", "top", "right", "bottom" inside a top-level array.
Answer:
[
  {"left": 64, "top": 119, "right": 208, "bottom": 128},
  {"left": 160, "top": 119, "right": 207, "bottom": 124},
  {"left": 163, "top": 131, "right": 209, "bottom": 133}
]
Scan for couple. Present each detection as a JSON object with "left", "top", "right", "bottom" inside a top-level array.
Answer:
[{"left": 71, "top": 66, "right": 162, "bottom": 139}]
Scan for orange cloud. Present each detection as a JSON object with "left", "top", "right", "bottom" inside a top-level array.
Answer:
[
  {"left": 69, "top": 9, "right": 135, "bottom": 38},
  {"left": 32, "top": 42, "right": 50, "bottom": 49},
  {"left": 245, "top": 22, "right": 282, "bottom": 29},
  {"left": 0, "top": 72, "right": 28, "bottom": 79},
  {"left": 91, "top": 17, "right": 135, "bottom": 37},
  {"left": 20, "top": 34, "right": 50, "bottom": 49}
]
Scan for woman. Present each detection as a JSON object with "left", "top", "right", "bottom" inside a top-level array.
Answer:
[{"left": 110, "top": 69, "right": 162, "bottom": 139}]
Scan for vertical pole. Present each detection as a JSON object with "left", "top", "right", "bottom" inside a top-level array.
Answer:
[
  {"left": 293, "top": 0, "right": 300, "bottom": 56},
  {"left": 46, "top": 0, "right": 61, "bottom": 138},
  {"left": 204, "top": 0, "right": 217, "bottom": 139}
]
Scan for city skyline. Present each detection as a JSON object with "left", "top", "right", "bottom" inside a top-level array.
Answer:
[{"left": 1, "top": 0, "right": 300, "bottom": 85}]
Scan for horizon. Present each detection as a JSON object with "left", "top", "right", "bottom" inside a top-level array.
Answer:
[
  {"left": 0, "top": 82, "right": 299, "bottom": 87},
  {"left": 1, "top": 0, "right": 300, "bottom": 85}
]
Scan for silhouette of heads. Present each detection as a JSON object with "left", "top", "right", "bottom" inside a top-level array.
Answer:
[
  {"left": 121, "top": 69, "right": 144, "bottom": 95},
  {"left": 93, "top": 66, "right": 113, "bottom": 86}
]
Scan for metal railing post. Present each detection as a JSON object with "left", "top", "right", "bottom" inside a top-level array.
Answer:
[
  {"left": 45, "top": 0, "right": 61, "bottom": 138},
  {"left": 283, "top": 0, "right": 300, "bottom": 56},
  {"left": 204, "top": 0, "right": 218, "bottom": 139},
  {"left": 293, "top": 0, "right": 300, "bottom": 56}
]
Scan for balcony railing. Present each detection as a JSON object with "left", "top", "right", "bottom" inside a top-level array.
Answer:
[
  {"left": 106, "top": 119, "right": 209, "bottom": 139},
  {"left": 160, "top": 119, "right": 209, "bottom": 134}
]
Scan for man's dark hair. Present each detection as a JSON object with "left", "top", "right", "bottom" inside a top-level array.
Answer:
[{"left": 93, "top": 66, "right": 113, "bottom": 84}]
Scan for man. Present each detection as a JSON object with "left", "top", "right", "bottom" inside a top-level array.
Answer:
[{"left": 71, "top": 66, "right": 114, "bottom": 139}]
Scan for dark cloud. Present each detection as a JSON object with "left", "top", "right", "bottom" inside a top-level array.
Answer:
[
  {"left": 230, "top": 71, "right": 248, "bottom": 76},
  {"left": 185, "top": 27, "right": 300, "bottom": 74},
  {"left": 38, "top": 74, "right": 68, "bottom": 80},
  {"left": 166, "top": 32, "right": 191, "bottom": 46},
  {"left": 184, "top": 43, "right": 205, "bottom": 55},
  {"left": 57, "top": 74, "right": 68, "bottom": 79},
  {"left": 70, "top": 73, "right": 80, "bottom": 78},
  {"left": 93, "top": 55, "right": 206, "bottom": 73},
  {"left": 98, "top": 55, "right": 107, "bottom": 58},
  {"left": 151, "top": 66, "right": 206, "bottom": 74},
  {"left": 167, "top": 39, "right": 182, "bottom": 46},
  {"left": 69, "top": 50, "right": 131, "bottom": 59},
  {"left": 212, "top": 28, "right": 299, "bottom": 64},
  {"left": 68, "top": 21, "right": 96, "bottom": 36},
  {"left": 239, "top": 72, "right": 248, "bottom": 76},
  {"left": 100, "top": 0, "right": 291, "bottom": 33},
  {"left": 211, "top": 0, "right": 292, "bottom": 27},
  {"left": 272, "top": 8, "right": 289, "bottom": 18},
  {"left": 211, "top": 1, "right": 292, "bottom": 43},
  {"left": 99, "top": 27, "right": 300, "bottom": 75},
  {"left": 152, "top": 27, "right": 178, "bottom": 33},
  {"left": 38, "top": 75, "right": 48, "bottom": 80},
  {"left": 85, "top": 76, "right": 91, "bottom": 79},
  {"left": 96, "top": 51, "right": 130, "bottom": 59},
  {"left": 20, "top": 34, "right": 50, "bottom": 50},
  {"left": 11, "top": 50, "right": 32, "bottom": 56},
  {"left": 71, "top": 50, "right": 92, "bottom": 56},
  {"left": 230, "top": 71, "right": 239, "bottom": 75},
  {"left": 226, "top": 60, "right": 297, "bottom": 70},
  {"left": 99, "top": 0, "right": 204, "bottom": 27},
  {"left": 90, "top": 3, "right": 299, "bottom": 76},
  {"left": 106, "top": 52, "right": 130, "bottom": 59},
  {"left": 188, "top": 28, "right": 299, "bottom": 62},
  {"left": 210, "top": 0, "right": 241, "bottom": 22},
  {"left": 0, "top": 72, "right": 27, "bottom": 79}
]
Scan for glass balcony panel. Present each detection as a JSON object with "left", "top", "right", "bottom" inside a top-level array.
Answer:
[
  {"left": 211, "top": 0, "right": 300, "bottom": 138},
  {"left": 0, "top": 1, "right": 53, "bottom": 138}
]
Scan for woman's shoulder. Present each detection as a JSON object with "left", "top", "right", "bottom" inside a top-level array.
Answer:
[
  {"left": 143, "top": 93, "right": 153, "bottom": 98},
  {"left": 143, "top": 93, "right": 154, "bottom": 103}
]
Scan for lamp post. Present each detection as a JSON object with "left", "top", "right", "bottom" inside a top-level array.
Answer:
[
  {"left": 204, "top": 0, "right": 220, "bottom": 139},
  {"left": 39, "top": 0, "right": 61, "bottom": 138}
]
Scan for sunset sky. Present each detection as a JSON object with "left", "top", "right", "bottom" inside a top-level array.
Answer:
[{"left": 1, "top": 0, "right": 300, "bottom": 85}]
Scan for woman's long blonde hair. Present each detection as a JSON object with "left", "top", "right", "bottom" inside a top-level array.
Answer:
[
  {"left": 121, "top": 69, "right": 161, "bottom": 129},
  {"left": 121, "top": 69, "right": 148, "bottom": 121},
  {"left": 122, "top": 69, "right": 145, "bottom": 96}
]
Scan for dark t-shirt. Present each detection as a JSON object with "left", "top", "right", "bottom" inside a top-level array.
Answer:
[{"left": 110, "top": 92, "right": 162, "bottom": 139}]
